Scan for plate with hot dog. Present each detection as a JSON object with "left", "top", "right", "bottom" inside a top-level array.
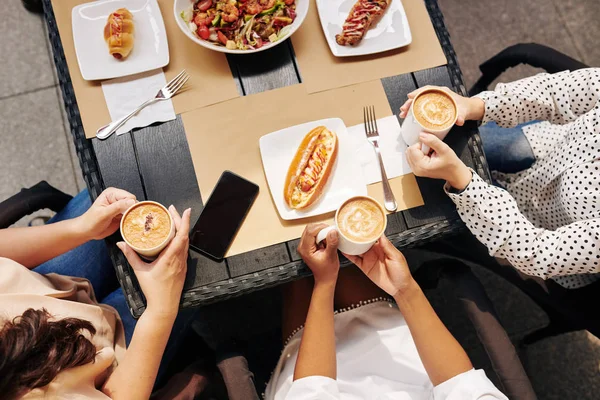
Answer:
[
  {"left": 260, "top": 118, "right": 367, "bottom": 220},
  {"left": 72, "top": 0, "right": 170, "bottom": 81}
]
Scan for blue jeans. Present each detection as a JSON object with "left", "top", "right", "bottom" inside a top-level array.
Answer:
[
  {"left": 34, "top": 191, "right": 137, "bottom": 344},
  {"left": 479, "top": 121, "right": 537, "bottom": 173}
]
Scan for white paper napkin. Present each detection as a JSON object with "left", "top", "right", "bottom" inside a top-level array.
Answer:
[
  {"left": 101, "top": 69, "right": 176, "bottom": 136},
  {"left": 347, "top": 115, "right": 412, "bottom": 185}
]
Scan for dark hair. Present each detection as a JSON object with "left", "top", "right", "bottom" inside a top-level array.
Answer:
[{"left": 0, "top": 308, "right": 97, "bottom": 399}]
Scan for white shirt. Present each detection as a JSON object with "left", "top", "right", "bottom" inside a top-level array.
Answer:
[
  {"left": 265, "top": 301, "right": 506, "bottom": 400},
  {"left": 446, "top": 68, "right": 600, "bottom": 289}
]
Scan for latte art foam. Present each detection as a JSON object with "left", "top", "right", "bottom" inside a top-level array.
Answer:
[
  {"left": 122, "top": 203, "right": 171, "bottom": 249},
  {"left": 337, "top": 198, "right": 385, "bottom": 242},
  {"left": 413, "top": 91, "right": 456, "bottom": 130}
]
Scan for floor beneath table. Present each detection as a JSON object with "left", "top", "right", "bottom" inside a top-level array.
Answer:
[{"left": 1, "top": 0, "right": 598, "bottom": 397}]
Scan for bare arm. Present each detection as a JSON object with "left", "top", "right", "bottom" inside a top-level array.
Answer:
[
  {"left": 293, "top": 281, "right": 337, "bottom": 381},
  {"left": 292, "top": 224, "right": 341, "bottom": 381},
  {"left": 0, "top": 188, "right": 136, "bottom": 269},
  {"left": 102, "top": 207, "right": 191, "bottom": 399},
  {"left": 0, "top": 220, "right": 90, "bottom": 268},
  {"left": 345, "top": 236, "right": 472, "bottom": 387},
  {"left": 394, "top": 280, "right": 472, "bottom": 385},
  {"left": 102, "top": 311, "right": 176, "bottom": 400}
]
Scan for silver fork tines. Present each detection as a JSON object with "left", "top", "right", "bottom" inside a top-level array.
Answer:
[
  {"left": 97, "top": 70, "right": 189, "bottom": 139},
  {"left": 363, "top": 105, "right": 397, "bottom": 212}
]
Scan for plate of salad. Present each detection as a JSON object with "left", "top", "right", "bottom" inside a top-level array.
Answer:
[{"left": 174, "top": 0, "right": 308, "bottom": 53}]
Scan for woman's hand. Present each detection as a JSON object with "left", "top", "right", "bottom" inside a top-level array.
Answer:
[
  {"left": 399, "top": 85, "right": 485, "bottom": 125},
  {"left": 78, "top": 187, "right": 137, "bottom": 240},
  {"left": 118, "top": 206, "right": 191, "bottom": 319},
  {"left": 297, "top": 224, "right": 340, "bottom": 286},
  {"left": 406, "top": 133, "right": 473, "bottom": 191},
  {"left": 343, "top": 236, "right": 413, "bottom": 297}
]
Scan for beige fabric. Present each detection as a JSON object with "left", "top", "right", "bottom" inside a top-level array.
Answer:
[{"left": 0, "top": 258, "right": 126, "bottom": 399}]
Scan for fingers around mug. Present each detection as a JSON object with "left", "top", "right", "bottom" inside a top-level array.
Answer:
[
  {"left": 305, "top": 223, "right": 329, "bottom": 238},
  {"left": 103, "top": 187, "right": 138, "bottom": 204},
  {"left": 421, "top": 143, "right": 431, "bottom": 155},
  {"left": 406, "top": 143, "right": 426, "bottom": 167},
  {"left": 105, "top": 198, "right": 136, "bottom": 218},
  {"left": 178, "top": 208, "right": 192, "bottom": 238},
  {"left": 117, "top": 241, "right": 147, "bottom": 271},
  {"left": 324, "top": 230, "right": 339, "bottom": 254},
  {"left": 316, "top": 226, "right": 336, "bottom": 246},
  {"left": 399, "top": 99, "right": 413, "bottom": 117},
  {"left": 169, "top": 205, "right": 182, "bottom": 231},
  {"left": 456, "top": 114, "right": 465, "bottom": 126},
  {"left": 419, "top": 132, "right": 450, "bottom": 155}
]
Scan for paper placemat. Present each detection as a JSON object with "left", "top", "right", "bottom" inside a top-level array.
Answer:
[
  {"left": 292, "top": 0, "right": 447, "bottom": 94},
  {"left": 182, "top": 81, "right": 424, "bottom": 257},
  {"left": 348, "top": 116, "right": 412, "bottom": 184},
  {"left": 51, "top": 0, "right": 239, "bottom": 138}
]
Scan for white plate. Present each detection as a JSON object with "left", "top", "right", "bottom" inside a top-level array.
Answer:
[
  {"left": 173, "top": 0, "right": 309, "bottom": 54},
  {"left": 316, "top": 0, "right": 412, "bottom": 57},
  {"left": 72, "top": 0, "right": 169, "bottom": 81},
  {"left": 259, "top": 118, "right": 367, "bottom": 220}
]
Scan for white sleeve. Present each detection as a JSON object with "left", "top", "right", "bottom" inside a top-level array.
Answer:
[
  {"left": 433, "top": 369, "right": 508, "bottom": 400},
  {"left": 284, "top": 376, "right": 340, "bottom": 400},
  {"left": 445, "top": 172, "right": 600, "bottom": 279},
  {"left": 474, "top": 68, "right": 600, "bottom": 127}
]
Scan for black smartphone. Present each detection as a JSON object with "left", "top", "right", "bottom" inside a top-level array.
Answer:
[{"left": 189, "top": 171, "right": 259, "bottom": 261}]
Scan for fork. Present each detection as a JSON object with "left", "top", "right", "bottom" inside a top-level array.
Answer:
[
  {"left": 364, "top": 106, "right": 397, "bottom": 212},
  {"left": 97, "top": 70, "right": 190, "bottom": 140}
]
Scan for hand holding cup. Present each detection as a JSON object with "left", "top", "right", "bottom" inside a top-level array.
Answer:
[
  {"left": 406, "top": 133, "right": 472, "bottom": 191},
  {"left": 118, "top": 206, "right": 191, "bottom": 319}
]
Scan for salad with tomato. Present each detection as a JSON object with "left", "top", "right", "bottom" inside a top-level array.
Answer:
[{"left": 181, "top": 0, "right": 297, "bottom": 51}]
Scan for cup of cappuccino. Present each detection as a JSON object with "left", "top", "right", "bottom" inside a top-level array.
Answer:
[
  {"left": 120, "top": 201, "right": 175, "bottom": 259},
  {"left": 402, "top": 88, "right": 458, "bottom": 153},
  {"left": 316, "top": 196, "right": 387, "bottom": 256}
]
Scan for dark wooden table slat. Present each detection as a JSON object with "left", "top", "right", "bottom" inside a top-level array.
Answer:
[
  {"left": 92, "top": 134, "right": 146, "bottom": 201},
  {"left": 227, "top": 40, "right": 301, "bottom": 95}
]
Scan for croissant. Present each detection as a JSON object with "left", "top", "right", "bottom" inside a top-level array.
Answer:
[{"left": 104, "top": 8, "right": 134, "bottom": 60}]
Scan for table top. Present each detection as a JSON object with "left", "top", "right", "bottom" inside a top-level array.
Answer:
[{"left": 43, "top": 0, "right": 491, "bottom": 317}]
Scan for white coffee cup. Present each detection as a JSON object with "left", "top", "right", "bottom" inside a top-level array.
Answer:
[
  {"left": 316, "top": 196, "right": 387, "bottom": 256},
  {"left": 120, "top": 201, "right": 175, "bottom": 260},
  {"left": 401, "top": 88, "right": 458, "bottom": 154}
]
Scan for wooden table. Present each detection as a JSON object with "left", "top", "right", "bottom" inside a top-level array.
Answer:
[{"left": 43, "top": 0, "right": 491, "bottom": 317}]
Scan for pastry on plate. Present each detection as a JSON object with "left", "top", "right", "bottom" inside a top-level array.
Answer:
[{"left": 104, "top": 8, "right": 135, "bottom": 59}]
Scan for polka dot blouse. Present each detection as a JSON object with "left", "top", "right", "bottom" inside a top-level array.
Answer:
[{"left": 446, "top": 68, "right": 600, "bottom": 289}]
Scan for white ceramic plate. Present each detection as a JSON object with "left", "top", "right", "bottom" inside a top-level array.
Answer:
[
  {"left": 173, "top": 0, "right": 308, "bottom": 54},
  {"left": 72, "top": 0, "right": 169, "bottom": 81},
  {"left": 316, "top": 0, "right": 411, "bottom": 57},
  {"left": 259, "top": 118, "right": 367, "bottom": 220}
]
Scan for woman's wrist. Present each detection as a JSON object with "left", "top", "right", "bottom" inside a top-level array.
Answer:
[
  {"left": 68, "top": 216, "right": 95, "bottom": 243},
  {"left": 144, "top": 304, "right": 179, "bottom": 324},
  {"left": 313, "top": 278, "right": 337, "bottom": 293},
  {"left": 446, "top": 163, "right": 472, "bottom": 191},
  {"left": 466, "top": 97, "right": 485, "bottom": 121},
  {"left": 393, "top": 279, "right": 422, "bottom": 310}
]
